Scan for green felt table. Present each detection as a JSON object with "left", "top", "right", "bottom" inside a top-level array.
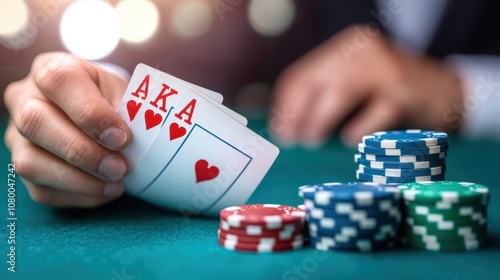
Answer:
[{"left": 1, "top": 119, "right": 499, "bottom": 280}]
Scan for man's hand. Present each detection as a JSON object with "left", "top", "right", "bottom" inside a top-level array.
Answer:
[
  {"left": 4, "top": 52, "right": 131, "bottom": 207},
  {"left": 269, "top": 25, "right": 464, "bottom": 147}
]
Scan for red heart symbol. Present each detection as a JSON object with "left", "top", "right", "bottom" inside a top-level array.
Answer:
[
  {"left": 144, "top": 109, "right": 162, "bottom": 130},
  {"left": 195, "top": 159, "right": 219, "bottom": 183},
  {"left": 169, "top": 122, "right": 186, "bottom": 141},
  {"left": 127, "top": 100, "right": 142, "bottom": 121}
]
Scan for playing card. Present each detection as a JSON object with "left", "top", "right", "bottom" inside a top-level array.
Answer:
[
  {"left": 118, "top": 64, "right": 223, "bottom": 125},
  {"left": 117, "top": 64, "right": 247, "bottom": 168},
  {"left": 124, "top": 89, "right": 279, "bottom": 216}
]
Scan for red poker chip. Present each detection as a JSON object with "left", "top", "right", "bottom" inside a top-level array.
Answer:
[
  {"left": 220, "top": 217, "right": 304, "bottom": 231},
  {"left": 218, "top": 229, "right": 304, "bottom": 244},
  {"left": 219, "top": 221, "right": 304, "bottom": 237},
  {"left": 218, "top": 236, "right": 304, "bottom": 253},
  {"left": 220, "top": 204, "right": 306, "bottom": 229}
]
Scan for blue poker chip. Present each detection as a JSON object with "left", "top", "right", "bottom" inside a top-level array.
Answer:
[
  {"left": 298, "top": 182, "right": 400, "bottom": 207},
  {"left": 356, "top": 170, "right": 445, "bottom": 184},
  {"left": 305, "top": 205, "right": 401, "bottom": 222},
  {"left": 358, "top": 152, "right": 447, "bottom": 162},
  {"left": 362, "top": 130, "right": 448, "bottom": 149},
  {"left": 358, "top": 142, "right": 449, "bottom": 156},
  {"left": 306, "top": 214, "right": 401, "bottom": 240},
  {"left": 358, "top": 165, "right": 445, "bottom": 177},
  {"left": 310, "top": 235, "right": 397, "bottom": 251},
  {"left": 355, "top": 154, "right": 446, "bottom": 169},
  {"left": 307, "top": 214, "right": 401, "bottom": 233},
  {"left": 303, "top": 198, "right": 401, "bottom": 219},
  {"left": 309, "top": 232, "right": 397, "bottom": 245}
]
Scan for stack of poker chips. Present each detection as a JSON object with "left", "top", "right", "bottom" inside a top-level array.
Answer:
[
  {"left": 399, "top": 181, "right": 489, "bottom": 251},
  {"left": 299, "top": 182, "right": 401, "bottom": 252},
  {"left": 218, "top": 204, "right": 306, "bottom": 253},
  {"left": 355, "top": 130, "right": 449, "bottom": 184}
]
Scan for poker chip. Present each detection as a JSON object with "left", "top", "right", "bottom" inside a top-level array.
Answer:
[
  {"left": 305, "top": 202, "right": 401, "bottom": 220},
  {"left": 398, "top": 181, "right": 489, "bottom": 203},
  {"left": 404, "top": 202, "right": 487, "bottom": 220},
  {"left": 299, "top": 182, "right": 401, "bottom": 252},
  {"left": 221, "top": 204, "right": 306, "bottom": 228},
  {"left": 218, "top": 204, "right": 307, "bottom": 253},
  {"left": 406, "top": 215, "right": 487, "bottom": 229},
  {"left": 299, "top": 182, "right": 400, "bottom": 207},
  {"left": 355, "top": 155, "right": 446, "bottom": 170},
  {"left": 402, "top": 235, "right": 486, "bottom": 251},
  {"left": 404, "top": 223, "right": 487, "bottom": 240},
  {"left": 356, "top": 131, "right": 449, "bottom": 184},
  {"left": 304, "top": 197, "right": 400, "bottom": 212},
  {"left": 311, "top": 235, "right": 396, "bottom": 252},
  {"left": 357, "top": 170, "right": 445, "bottom": 184},
  {"left": 218, "top": 236, "right": 304, "bottom": 253},
  {"left": 358, "top": 165, "right": 445, "bottom": 177},
  {"left": 218, "top": 230, "right": 304, "bottom": 244},
  {"left": 358, "top": 152, "right": 447, "bottom": 162},
  {"left": 219, "top": 221, "right": 303, "bottom": 237},
  {"left": 399, "top": 181, "right": 489, "bottom": 251},
  {"left": 358, "top": 142, "right": 449, "bottom": 156},
  {"left": 362, "top": 130, "right": 448, "bottom": 149},
  {"left": 308, "top": 215, "right": 400, "bottom": 232}
]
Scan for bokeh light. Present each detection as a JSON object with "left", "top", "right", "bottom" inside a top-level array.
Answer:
[
  {"left": 115, "top": 0, "right": 159, "bottom": 44},
  {"left": 0, "top": 0, "right": 30, "bottom": 37},
  {"left": 248, "top": 0, "right": 295, "bottom": 37},
  {"left": 0, "top": 0, "right": 35, "bottom": 50},
  {"left": 60, "top": 0, "right": 120, "bottom": 60},
  {"left": 171, "top": 0, "right": 213, "bottom": 38}
]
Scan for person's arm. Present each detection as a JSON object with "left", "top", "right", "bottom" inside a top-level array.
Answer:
[
  {"left": 269, "top": 25, "right": 465, "bottom": 147},
  {"left": 446, "top": 55, "right": 500, "bottom": 139}
]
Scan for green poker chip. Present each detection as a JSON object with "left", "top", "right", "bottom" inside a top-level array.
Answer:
[
  {"left": 399, "top": 181, "right": 489, "bottom": 203},
  {"left": 404, "top": 203, "right": 487, "bottom": 220},
  {"left": 403, "top": 225, "right": 488, "bottom": 241},
  {"left": 402, "top": 196, "right": 489, "bottom": 209},
  {"left": 405, "top": 217, "right": 487, "bottom": 236},
  {"left": 402, "top": 235, "right": 487, "bottom": 251},
  {"left": 406, "top": 215, "right": 487, "bottom": 228}
]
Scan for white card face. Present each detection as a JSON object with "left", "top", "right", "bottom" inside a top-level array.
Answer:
[
  {"left": 117, "top": 64, "right": 247, "bottom": 169},
  {"left": 124, "top": 89, "right": 279, "bottom": 216}
]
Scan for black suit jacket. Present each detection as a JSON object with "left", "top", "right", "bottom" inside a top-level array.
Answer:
[
  {"left": 267, "top": 0, "right": 500, "bottom": 81},
  {"left": 316, "top": 0, "right": 500, "bottom": 57}
]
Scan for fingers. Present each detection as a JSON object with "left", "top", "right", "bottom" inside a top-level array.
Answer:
[
  {"left": 341, "top": 97, "right": 402, "bottom": 146},
  {"left": 7, "top": 123, "right": 124, "bottom": 199},
  {"left": 9, "top": 94, "right": 127, "bottom": 182},
  {"left": 269, "top": 68, "right": 316, "bottom": 146},
  {"left": 23, "top": 182, "right": 119, "bottom": 208},
  {"left": 298, "top": 86, "right": 364, "bottom": 146},
  {"left": 31, "top": 53, "right": 130, "bottom": 151}
]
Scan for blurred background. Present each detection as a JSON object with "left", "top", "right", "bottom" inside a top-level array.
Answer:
[{"left": 0, "top": 0, "right": 324, "bottom": 118}]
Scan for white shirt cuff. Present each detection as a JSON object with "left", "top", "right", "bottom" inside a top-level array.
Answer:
[{"left": 446, "top": 55, "right": 500, "bottom": 140}]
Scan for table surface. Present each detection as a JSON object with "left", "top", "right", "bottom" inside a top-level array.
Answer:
[{"left": 1, "top": 119, "right": 499, "bottom": 280}]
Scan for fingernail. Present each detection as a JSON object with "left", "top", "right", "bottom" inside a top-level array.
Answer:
[
  {"left": 100, "top": 127, "right": 127, "bottom": 150},
  {"left": 302, "top": 128, "right": 323, "bottom": 147},
  {"left": 341, "top": 131, "right": 360, "bottom": 147},
  {"left": 302, "top": 139, "right": 324, "bottom": 150},
  {"left": 103, "top": 182, "right": 124, "bottom": 197},
  {"left": 99, "top": 156, "right": 126, "bottom": 182},
  {"left": 275, "top": 128, "right": 296, "bottom": 145}
]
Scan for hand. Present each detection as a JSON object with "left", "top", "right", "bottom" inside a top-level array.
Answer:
[
  {"left": 269, "top": 25, "right": 464, "bottom": 147},
  {"left": 4, "top": 52, "right": 131, "bottom": 207}
]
